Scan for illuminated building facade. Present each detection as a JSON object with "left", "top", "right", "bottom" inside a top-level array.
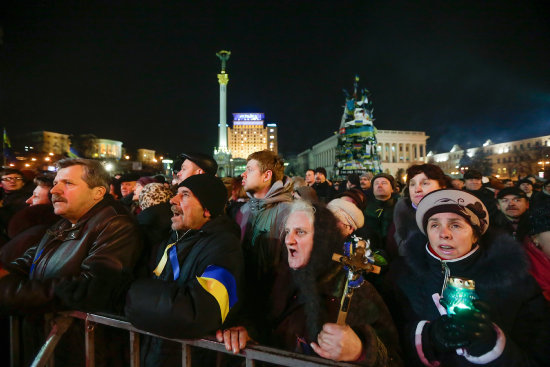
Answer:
[
  {"left": 428, "top": 134, "right": 550, "bottom": 179},
  {"left": 295, "top": 129, "right": 428, "bottom": 178},
  {"left": 20, "top": 131, "right": 71, "bottom": 155},
  {"left": 228, "top": 113, "right": 278, "bottom": 159},
  {"left": 90, "top": 139, "right": 123, "bottom": 159},
  {"left": 137, "top": 148, "right": 157, "bottom": 164}
]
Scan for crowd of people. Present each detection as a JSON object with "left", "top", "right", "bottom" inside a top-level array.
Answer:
[{"left": 0, "top": 151, "right": 548, "bottom": 367}]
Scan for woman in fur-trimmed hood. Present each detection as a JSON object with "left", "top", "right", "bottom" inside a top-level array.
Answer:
[
  {"left": 264, "top": 200, "right": 403, "bottom": 366},
  {"left": 383, "top": 189, "right": 550, "bottom": 367}
]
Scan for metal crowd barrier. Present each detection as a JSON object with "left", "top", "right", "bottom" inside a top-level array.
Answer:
[{"left": 10, "top": 312, "right": 358, "bottom": 367}]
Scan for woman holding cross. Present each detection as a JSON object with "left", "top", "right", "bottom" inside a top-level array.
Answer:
[{"left": 218, "top": 200, "right": 402, "bottom": 366}]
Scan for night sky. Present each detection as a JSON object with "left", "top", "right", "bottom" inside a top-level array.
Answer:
[{"left": 1, "top": 1, "right": 549, "bottom": 158}]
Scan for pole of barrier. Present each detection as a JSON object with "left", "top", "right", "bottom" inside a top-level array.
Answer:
[
  {"left": 9, "top": 316, "right": 20, "bottom": 367},
  {"left": 30, "top": 316, "right": 74, "bottom": 367},
  {"left": 129, "top": 331, "right": 140, "bottom": 367},
  {"left": 85, "top": 316, "right": 95, "bottom": 367}
]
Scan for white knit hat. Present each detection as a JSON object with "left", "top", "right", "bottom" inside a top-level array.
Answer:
[{"left": 327, "top": 198, "right": 364, "bottom": 230}]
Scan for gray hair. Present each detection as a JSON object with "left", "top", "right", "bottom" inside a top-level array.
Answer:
[{"left": 55, "top": 158, "right": 110, "bottom": 192}]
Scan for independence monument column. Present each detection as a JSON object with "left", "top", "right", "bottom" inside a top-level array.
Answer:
[{"left": 214, "top": 50, "right": 232, "bottom": 175}]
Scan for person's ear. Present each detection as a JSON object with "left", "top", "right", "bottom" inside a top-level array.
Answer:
[
  {"left": 204, "top": 208, "right": 211, "bottom": 218},
  {"left": 93, "top": 186, "right": 107, "bottom": 200},
  {"left": 263, "top": 170, "right": 273, "bottom": 182}
]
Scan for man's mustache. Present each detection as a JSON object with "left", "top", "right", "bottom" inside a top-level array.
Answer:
[
  {"left": 52, "top": 195, "right": 67, "bottom": 203},
  {"left": 171, "top": 205, "right": 182, "bottom": 215}
]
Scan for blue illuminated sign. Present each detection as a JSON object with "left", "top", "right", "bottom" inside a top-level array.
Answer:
[{"left": 233, "top": 113, "right": 264, "bottom": 122}]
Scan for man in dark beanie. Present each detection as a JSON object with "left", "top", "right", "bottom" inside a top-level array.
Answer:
[
  {"left": 463, "top": 169, "right": 498, "bottom": 219},
  {"left": 363, "top": 173, "right": 399, "bottom": 253},
  {"left": 125, "top": 174, "right": 244, "bottom": 366},
  {"left": 312, "top": 166, "right": 335, "bottom": 203},
  {"left": 517, "top": 178, "right": 535, "bottom": 200}
]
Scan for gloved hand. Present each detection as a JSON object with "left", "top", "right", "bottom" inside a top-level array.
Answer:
[
  {"left": 427, "top": 315, "right": 469, "bottom": 353},
  {"left": 55, "top": 266, "right": 133, "bottom": 314},
  {"left": 451, "top": 300, "right": 497, "bottom": 357}
]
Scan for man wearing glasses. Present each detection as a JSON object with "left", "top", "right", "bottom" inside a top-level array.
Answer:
[{"left": 0, "top": 169, "right": 32, "bottom": 233}]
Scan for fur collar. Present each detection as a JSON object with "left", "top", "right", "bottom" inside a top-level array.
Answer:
[{"left": 402, "top": 229, "right": 530, "bottom": 292}]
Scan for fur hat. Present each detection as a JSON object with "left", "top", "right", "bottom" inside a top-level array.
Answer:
[
  {"left": 327, "top": 198, "right": 364, "bottom": 230},
  {"left": 178, "top": 174, "right": 226, "bottom": 217},
  {"left": 137, "top": 176, "right": 157, "bottom": 187},
  {"left": 139, "top": 183, "right": 173, "bottom": 210},
  {"left": 416, "top": 189, "right": 489, "bottom": 235}
]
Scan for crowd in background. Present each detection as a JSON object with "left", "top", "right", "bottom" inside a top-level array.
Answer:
[{"left": 0, "top": 151, "right": 548, "bottom": 367}]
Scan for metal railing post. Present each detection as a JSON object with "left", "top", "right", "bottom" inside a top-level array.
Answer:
[
  {"left": 85, "top": 317, "right": 95, "bottom": 367},
  {"left": 9, "top": 316, "right": 20, "bottom": 367},
  {"left": 129, "top": 331, "right": 140, "bottom": 367},
  {"left": 182, "top": 344, "right": 192, "bottom": 367}
]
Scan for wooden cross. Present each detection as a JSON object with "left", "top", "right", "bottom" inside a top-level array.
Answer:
[{"left": 332, "top": 239, "right": 381, "bottom": 325}]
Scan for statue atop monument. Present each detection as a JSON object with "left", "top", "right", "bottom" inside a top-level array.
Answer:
[{"left": 216, "top": 50, "right": 231, "bottom": 73}]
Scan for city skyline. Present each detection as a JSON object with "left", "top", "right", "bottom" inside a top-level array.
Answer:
[{"left": 1, "top": 1, "right": 548, "bottom": 157}]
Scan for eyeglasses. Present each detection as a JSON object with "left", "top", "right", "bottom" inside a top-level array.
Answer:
[{"left": 1, "top": 177, "right": 23, "bottom": 182}]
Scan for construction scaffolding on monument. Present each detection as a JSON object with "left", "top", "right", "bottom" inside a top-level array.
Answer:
[{"left": 334, "top": 75, "right": 383, "bottom": 179}]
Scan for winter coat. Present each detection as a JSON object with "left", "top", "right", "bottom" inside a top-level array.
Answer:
[
  {"left": 267, "top": 263, "right": 403, "bottom": 367},
  {"left": 312, "top": 180, "right": 335, "bottom": 203},
  {"left": 234, "top": 177, "right": 293, "bottom": 319},
  {"left": 523, "top": 236, "right": 550, "bottom": 302},
  {"left": 363, "top": 194, "right": 398, "bottom": 253},
  {"left": 0, "top": 204, "right": 60, "bottom": 266},
  {"left": 390, "top": 197, "right": 427, "bottom": 258},
  {"left": 491, "top": 210, "right": 531, "bottom": 243},
  {"left": 125, "top": 215, "right": 244, "bottom": 367},
  {"left": 135, "top": 201, "right": 172, "bottom": 273},
  {"left": 383, "top": 231, "right": 550, "bottom": 367},
  {"left": 0, "top": 195, "right": 143, "bottom": 366}
]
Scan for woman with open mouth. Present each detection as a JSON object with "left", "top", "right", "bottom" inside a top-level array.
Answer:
[{"left": 383, "top": 189, "right": 550, "bottom": 366}]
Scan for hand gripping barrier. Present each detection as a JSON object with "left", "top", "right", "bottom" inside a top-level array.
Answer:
[{"left": 10, "top": 312, "right": 359, "bottom": 367}]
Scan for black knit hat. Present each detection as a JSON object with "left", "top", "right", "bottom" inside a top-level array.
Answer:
[
  {"left": 180, "top": 152, "right": 218, "bottom": 176},
  {"left": 463, "top": 169, "right": 482, "bottom": 180},
  {"left": 346, "top": 173, "right": 361, "bottom": 188},
  {"left": 178, "top": 174, "right": 227, "bottom": 217},
  {"left": 372, "top": 173, "right": 397, "bottom": 190},
  {"left": 517, "top": 178, "right": 534, "bottom": 187}
]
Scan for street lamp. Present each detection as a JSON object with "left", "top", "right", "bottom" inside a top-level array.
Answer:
[{"left": 538, "top": 161, "right": 550, "bottom": 178}]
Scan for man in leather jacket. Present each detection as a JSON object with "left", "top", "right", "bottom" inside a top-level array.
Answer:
[{"left": 0, "top": 158, "right": 142, "bottom": 366}]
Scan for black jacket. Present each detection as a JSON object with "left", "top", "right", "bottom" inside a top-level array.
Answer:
[
  {"left": 491, "top": 211, "right": 531, "bottom": 243},
  {"left": 383, "top": 231, "right": 550, "bottom": 366},
  {"left": 125, "top": 215, "right": 244, "bottom": 367},
  {"left": 312, "top": 181, "right": 335, "bottom": 203},
  {"left": 135, "top": 201, "right": 173, "bottom": 273},
  {"left": 0, "top": 195, "right": 143, "bottom": 366}
]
